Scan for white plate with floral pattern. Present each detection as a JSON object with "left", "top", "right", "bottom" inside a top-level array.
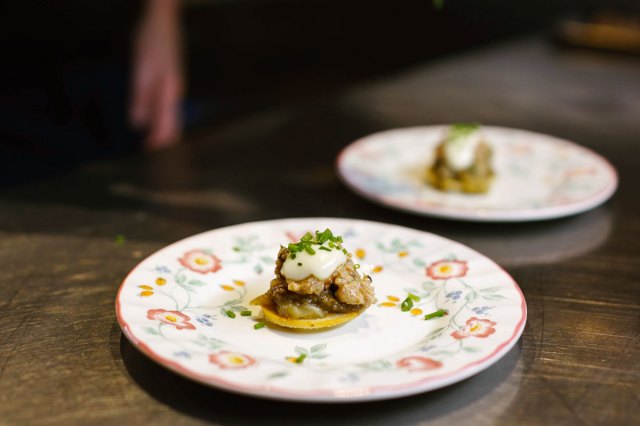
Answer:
[
  {"left": 116, "top": 218, "right": 526, "bottom": 402},
  {"left": 337, "top": 126, "right": 617, "bottom": 221}
]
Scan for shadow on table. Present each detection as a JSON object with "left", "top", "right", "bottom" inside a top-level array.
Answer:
[{"left": 119, "top": 332, "right": 522, "bottom": 425}]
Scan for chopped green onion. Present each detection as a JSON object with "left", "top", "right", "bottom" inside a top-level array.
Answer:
[
  {"left": 424, "top": 309, "right": 448, "bottom": 320},
  {"left": 115, "top": 234, "right": 126, "bottom": 246},
  {"left": 400, "top": 297, "right": 414, "bottom": 312},
  {"left": 286, "top": 229, "right": 346, "bottom": 257},
  {"left": 297, "top": 262, "right": 302, "bottom": 266},
  {"left": 225, "top": 310, "right": 236, "bottom": 318},
  {"left": 240, "top": 310, "right": 252, "bottom": 316},
  {"left": 254, "top": 322, "right": 266, "bottom": 329},
  {"left": 354, "top": 264, "right": 361, "bottom": 269},
  {"left": 408, "top": 293, "right": 421, "bottom": 302},
  {"left": 295, "top": 353, "right": 307, "bottom": 363}
]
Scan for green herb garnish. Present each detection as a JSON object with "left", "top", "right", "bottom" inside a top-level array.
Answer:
[
  {"left": 240, "top": 310, "right": 252, "bottom": 316},
  {"left": 295, "top": 353, "right": 307, "bottom": 363},
  {"left": 447, "top": 123, "right": 480, "bottom": 143},
  {"left": 424, "top": 309, "right": 448, "bottom": 320},
  {"left": 254, "top": 322, "right": 266, "bottom": 329},
  {"left": 287, "top": 228, "right": 346, "bottom": 258},
  {"left": 225, "top": 310, "right": 236, "bottom": 318},
  {"left": 408, "top": 293, "right": 421, "bottom": 302},
  {"left": 400, "top": 297, "right": 414, "bottom": 312}
]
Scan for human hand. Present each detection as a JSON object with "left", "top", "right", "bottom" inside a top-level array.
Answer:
[{"left": 130, "top": 0, "right": 183, "bottom": 150}]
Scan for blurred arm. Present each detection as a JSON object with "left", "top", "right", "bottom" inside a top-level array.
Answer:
[{"left": 130, "top": 0, "right": 184, "bottom": 150}]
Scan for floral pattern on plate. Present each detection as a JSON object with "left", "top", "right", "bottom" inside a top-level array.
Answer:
[
  {"left": 337, "top": 126, "right": 617, "bottom": 221},
  {"left": 116, "top": 218, "right": 526, "bottom": 402}
]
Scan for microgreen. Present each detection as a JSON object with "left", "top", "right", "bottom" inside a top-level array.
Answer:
[
  {"left": 447, "top": 123, "right": 480, "bottom": 142},
  {"left": 287, "top": 228, "right": 346, "bottom": 258},
  {"left": 400, "top": 297, "right": 414, "bottom": 312},
  {"left": 408, "top": 293, "right": 421, "bottom": 302},
  {"left": 424, "top": 309, "right": 448, "bottom": 320}
]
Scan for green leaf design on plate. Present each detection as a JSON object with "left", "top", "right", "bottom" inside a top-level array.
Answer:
[
  {"left": 422, "top": 281, "right": 437, "bottom": 291},
  {"left": 463, "top": 347, "right": 482, "bottom": 353},
  {"left": 479, "top": 286, "right": 502, "bottom": 293},
  {"left": 358, "top": 360, "right": 393, "bottom": 371},
  {"left": 311, "top": 343, "right": 327, "bottom": 353},
  {"left": 269, "top": 371, "right": 289, "bottom": 379},
  {"left": 144, "top": 327, "right": 159, "bottom": 335},
  {"left": 187, "top": 279, "right": 207, "bottom": 286},
  {"left": 482, "top": 294, "right": 507, "bottom": 301},
  {"left": 180, "top": 284, "right": 196, "bottom": 293},
  {"left": 311, "top": 353, "right": 329, "bottom": 359},
  {"left": 423, "top": 327, "right": 446, "bottom": 342},
  {"left": 429, "top": 350, "right": 453, "bottom": 357}
]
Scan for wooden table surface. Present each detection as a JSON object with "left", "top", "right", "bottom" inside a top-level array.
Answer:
[{"left": 1, "top": 36, "right": 639, "bottom": 425}]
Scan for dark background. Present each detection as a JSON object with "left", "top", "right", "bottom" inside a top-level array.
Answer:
[{"left": 183, "top": 0, "right": 577, "bottom": 123}]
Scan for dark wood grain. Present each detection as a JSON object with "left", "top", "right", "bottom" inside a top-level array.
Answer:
[{"left": 1, "top": 36, "right": 639, "bottom": 425}]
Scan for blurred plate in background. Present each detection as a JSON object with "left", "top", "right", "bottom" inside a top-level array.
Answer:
[{"left": 337, "top": 126, "right": 617, "bottom": 222}]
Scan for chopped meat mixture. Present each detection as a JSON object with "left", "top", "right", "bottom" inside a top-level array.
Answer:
[{"left": 265, "top": 247, "right": 375, "bottom": 319}]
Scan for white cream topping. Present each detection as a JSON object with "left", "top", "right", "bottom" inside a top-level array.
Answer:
[
  {"left": 443, "top": 129, "right": 482, "bottom": 172},
  {"left": 281, "top": 244, "right": 346, "bottom": 281}
]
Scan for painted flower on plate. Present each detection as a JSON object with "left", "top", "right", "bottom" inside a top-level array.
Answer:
[
  {"left": 146, "top": 309, "right": 196, "bottom": 330},
  {"left": 451, "top": 317, "right": 496, "bottom": 339},
  {"left": 209, "top": 351, "right": 256, "bottom": 369},
  {"left": 426, "top": 260, "right": 468, "bottom": 280},
  {"left": 396, "top": 356, "right": 442, "bottom": 372},
  {"left": 178, "top": 249, "right": 222, "bottom": 274}
]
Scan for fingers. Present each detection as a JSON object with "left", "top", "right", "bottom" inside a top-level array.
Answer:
[
  {"left": 130, "top": 52, "right": 155, "bottom": 130},
  {"left": 144, "top": 72, "right": 183, "bottom": 150}
]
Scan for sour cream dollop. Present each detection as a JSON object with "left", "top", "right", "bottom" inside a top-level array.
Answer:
[
  {"left": 443, "top": 129, "right": 482, "bottom": 172},
  {"left": 281, "top": 244, "right": 347, "bottom": 281}
]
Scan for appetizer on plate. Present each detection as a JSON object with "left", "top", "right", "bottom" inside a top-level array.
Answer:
[
  {"left": 251, "top": 229, "right": 375, "bottom": 329},
  {"left": 427, "top": 123, "right": 494, "bottom": 193}
]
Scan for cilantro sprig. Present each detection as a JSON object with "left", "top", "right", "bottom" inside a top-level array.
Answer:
[
  {"left": 287, "top": 229, "right": 346, "bottom": 259},
  {"left": 447, "top": 123, "right": 480, "bottom": 142}
]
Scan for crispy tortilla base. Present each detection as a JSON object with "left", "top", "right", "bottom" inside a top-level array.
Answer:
[{"left": 257, "top": 303, "right": 362, "bottom": 329}]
